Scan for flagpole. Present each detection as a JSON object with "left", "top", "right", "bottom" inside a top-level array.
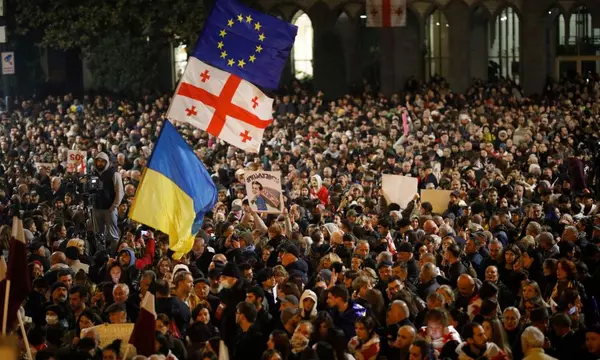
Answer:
[
  {"left": 17, "top": 311, "right": 32, "bottom": 360},
  {"left": 2, "top": 279, "right": 11, "bottom": 335}
]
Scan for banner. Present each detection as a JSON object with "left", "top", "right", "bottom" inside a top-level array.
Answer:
[
  {"left": 82, "top": 323, "right": 134, "bottom": 354},
  {"left": 382, "top": 175, "right": 417, "bottom": 209},
  {"left": 34, "top": 163, "right": 54, "bottom": 174},
  {"left": 67, "top": 150, "right": 87, "bottom": 174},
  {"left": 421, "top": 189, "right": 453, "bottom": 213},
  {"left": 1, "top": 52, "right": 14, "bottom": 75},
  {"left": 244, "top": 171, "right": 283, "bottom": 213}
]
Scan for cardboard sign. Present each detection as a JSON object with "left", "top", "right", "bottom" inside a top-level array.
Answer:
[
  {"left": 421, "top": 189, "right": 453, "bottom": 213},
  {"left": 34, "top": 163, "right": 55, "bottom": 174},
  {"left": 82, "top": 323, "right": 134, "bottom": 354},
  {"left": 244, "top": 171, "right": 283, "bottom": 213},
  {"left": 382, "top": 174, "right": 418, "bottom": 209},
  {"left": 67, "top": 150, "right": 87, "bottom": 174},
  {"left": 1, "top": 52, "right": 14, "bottom": 75}
]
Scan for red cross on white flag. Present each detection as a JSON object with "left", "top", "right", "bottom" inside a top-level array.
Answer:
[
  {"left": 366, "top": 0, "right": 407, "bottom": 27},
  {"left": 167, "top": 58, "right": 273, "bottom": 153}
]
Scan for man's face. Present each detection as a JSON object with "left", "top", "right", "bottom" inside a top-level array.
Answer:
[
  {"left": 140, "top": 277, "right": 152, "bottom": 295},
  {"left": 70, "top": 292, "right": 83, "bottom": 310},
  {"left": 53, "top": 287, "right": 68, "bottom": 303},
  {"left": 95, "top": 159, "right": 106, "bottom": 170},
  {"left": 179, "top": 275, "right": 194, "bottom": 295},
  {"left": 409, "top": 345, "right": 422, "bottom": 360},
  {"left": 252, "top": 184, "right": 260, "bottom": 195},
  {"left": 326, "top": 293, "right": 337, "bottom": 308},
  {"left": 59, "top": 275, "right": 72, "bottom": 289},
  {"left": 378, "top": 266, "right": 392, "bottom": 281},
  {"left": 119, "top": 252, "right": 131, "bottom": 266},
  {"left": 586, "top": 332, "right": 600, "bottom": 354},
  {"left": 396, "top": 327, "right": 414, "bottom": 349},
  {"left": 387, "top": 280, "right": 402, "bottom": 298},
  {"left": 356, "top": 243, "right": 369, "bottom": 258},
  {"left": 195, "top": 282, "right": 210, "bottom": 298},
  {"left": 113, "top": 287, "right": 128, "bottom": 304},
  {"left": 109, "top": 311, "right": 126, "bottom": 324},
  {"left": 489, "top": 243, "right": 502, "bottom": 259},
  {"left": 485, "top": 266, "right": 499, "bottom": 282},
  {"left": 469, "top": 325, "right": 488, "bottom": 350}
]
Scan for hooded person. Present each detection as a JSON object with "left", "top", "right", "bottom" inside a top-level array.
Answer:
[
  {"left": 117, "top": 246, "right": 140, "bottom": 286},
  {"left": 299, "top": 289, "right": 318, "bottom": 321},
  {"left": 217, "top": 262, "right": 250, "bottom": 350},
  {"left": 310, "top": 174, "right": 329, "bottom": 206},
  {"left": 92, "top": 151, "right": 124, "bottom": 253}
]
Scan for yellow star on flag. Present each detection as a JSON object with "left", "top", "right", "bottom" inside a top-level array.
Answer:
[
  {"left": 228, "top": 58, "right": 235, "bottom": 66},
  {"left": 249, "top": 54, "right": 256, "bottom": 63},
  {"left": 254, "top": 22, "right": 262, "bottom": 31},
  {"left": 217, "top": 41, "right": 224, "bottom": 49},
  {"left": 227, "top": 19, "right": 234, "bottom": 27},
  {"left": 255, "top": 45, "right": 263, "bottom": 53},
  {"left": 238, "top": 59, "right": 246, "bottom": 68},
  {"left": 258, "top": 33, "right": 265, "bottom": 42},
  {"left": 219, "top": 29, "right": 227, "bottom": 38},
  {"left": 220, "top": 51, "right": 227, "bottom": 59},
  {"left": 237, "top": 14, "right": 243, "bottom": 22},
  {"left": 246, "top": 15, "right": 253, "bottom": 23}
]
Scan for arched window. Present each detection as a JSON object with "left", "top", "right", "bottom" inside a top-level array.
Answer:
[
  {"left": 489, "top": 7, "right": 520, "bottom": 82},
  {"left": 291, "top": 11, "right": 313, "bottom": 79},
  {"left": 424, "top": 9, "right": 450, "bottom": 80},
  {"left": 558, "top": 13, "right": 566, "bottom": 45},
  {"left": 569, "top": 5, "right": 592, "bottom": 45},
  {"left": 173, "top": 43, "right": 188, "bottom": 84}
]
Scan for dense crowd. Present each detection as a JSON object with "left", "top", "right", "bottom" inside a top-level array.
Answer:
[{"left": 2, "top": 75, "right": 600, "bottom": 360}]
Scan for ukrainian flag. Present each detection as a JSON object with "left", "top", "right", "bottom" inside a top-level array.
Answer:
[{"left": 129, "top": 120, "right": 217, "bottom": 258}]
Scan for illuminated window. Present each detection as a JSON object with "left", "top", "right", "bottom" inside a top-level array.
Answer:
[
  {"left": 173, "top": 43, "right": 188, "bottom": 83},
  {"left": 425, "top": 9, "right": 450, "bottom": 80},
  {"left": 291, "top": 11, "right": 313, "bottom": 79},
  {"left": 489, "top": 7, "right": 520, "bottom": 82}
]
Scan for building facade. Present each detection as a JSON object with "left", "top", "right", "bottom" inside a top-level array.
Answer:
[{"left": 228, "top": 0, "right": 600, "bottom": 97}]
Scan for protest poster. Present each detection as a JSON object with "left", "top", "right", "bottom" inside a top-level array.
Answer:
[
  {"left": 67, "top": 150, "right": 87, "bottom": 174},
  {"left": 35, "top": 163, "right": 55, "bottom": 174},
  {"left": 421, "top": 189, "right": 453, "bottom": 213},
  {"left": 382, "top": 174, "right": 418, "bottom": 209},
  {"left": 82, "top": 323, "right": 134, "bottom": 354},
  {"left": 244, "top": 171, "right": 283, "bottom": 213}
]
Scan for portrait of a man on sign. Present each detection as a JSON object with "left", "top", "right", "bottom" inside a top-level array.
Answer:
[{"left": 244, "top": 171, "right": 282, "bottom": 213}]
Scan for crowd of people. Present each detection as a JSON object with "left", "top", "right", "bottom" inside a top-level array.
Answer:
[{"left": 1, "top": 74, "right": 600, "bottom": 360}]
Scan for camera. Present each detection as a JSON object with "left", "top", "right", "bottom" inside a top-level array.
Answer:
[{"left": 84, "top": 176, "right": 103, "bottom": 193}]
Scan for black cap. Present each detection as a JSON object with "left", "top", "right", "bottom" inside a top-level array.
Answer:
[
  {"left": 65, "top": 246, "right": 79, "bottom": 261},
  {"left": 280, "top": 243, "right": 300, "bottom": 258},
  {"left": 50, "top": 282, "right": 67, "bottom": 294},
  {"left": 255, "top": 268, "right": 274, "bottom": 283},
  {"left": 221, "top": 262, "right": 241, "bottom": 279}
]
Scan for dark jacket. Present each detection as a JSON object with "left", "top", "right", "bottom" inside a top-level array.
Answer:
[
  {"left": 285, "top": 258, "right": 309, "bottom": 285},
  {"left": 417, "top": 279, "right": 440, "bottom": 300},
  {"left": 219, "top": 278, "right": 250, "bottom": 349},
  {"left": 330, "top": 300, "right": 367, "bottom": 340},
  {"left": 231, "top": 324, "right": 265, "bottom": 360},
  {"left": 155, "top": 297, "right": 191, "bottom": 338}
]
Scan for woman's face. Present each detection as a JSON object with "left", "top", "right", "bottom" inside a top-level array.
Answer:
[
  {"left": 103, "top": 350, "right": 117, "bottom": 360},
  {"left": 504, "top": 310, "right": 519, "bottom": 331},
  {"left": 355, "top": 322, "right": 369, "bottom": 341},
  {"left": 319, "top": 322, "right": 328, "bottom": 337},
  {"left": 557, "top": 263, "right": 567, "bottom": 281},
  {"left": 523, "top": 285, "right": 536, "bottom": 300},
  {"left": 483, "top": 321, "right": 493, "bottom": 340},
  {"left": 505, "top": 250, "right": 516, "bottom": 264},
  {"left": 197, "top": 308, "right": 210, "bottom": 324},
  {"left": 109, "top": 267, "right": 121, "bottom": 283},
  {"left": 79, "top": 315, "right": 93, "bottom": 330},
  {"left": 159, "top": 261, "right": 170, "bottom": 275},
  {"left": 267, "top": 334, "right": 275, "bottom": 349}
]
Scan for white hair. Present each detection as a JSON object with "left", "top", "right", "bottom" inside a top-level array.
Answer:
[
  {"left": 503, "top": 306, "right": 521, "bottom": 319},
  {"left": 521, "top": 326, "right": 545, "bottom": 352},
  {"left": 113, "top": 283, "right": 130, "bottom": 296}
]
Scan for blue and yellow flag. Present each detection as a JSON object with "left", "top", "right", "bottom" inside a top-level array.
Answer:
[
  {"left": 129, "top": 120, "right": 217, "bottom": 258},
  {"left": 193, "top": 0, "right": 297, "bottom": 89}
]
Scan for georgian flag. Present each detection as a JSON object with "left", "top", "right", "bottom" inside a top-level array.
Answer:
[
  {"left": 168, "top": 57, "right": 274, "bottom": 153},
  {"left": 366, "top": 0, "right": 407, "bottom": 27}
]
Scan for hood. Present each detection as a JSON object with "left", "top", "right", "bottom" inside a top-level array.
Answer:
[
  {"left": 311, "top": 174, "right": 322, "bottom": 189},
  {"left": 171, "top": 264, "right": 190, "bottom": 283},
  {"left": 94, "top": 152, "right": 110, "bottom": 172},
  {"left": 299, "top": 289, "right": 318, "bottom": 319},
  {"left": 119, "top": 247, "right": 136, "bottom": 267}
]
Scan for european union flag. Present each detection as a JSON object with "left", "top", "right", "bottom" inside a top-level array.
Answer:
[{"left": 193, "top": 0, "right": 298, "bottom": 89}]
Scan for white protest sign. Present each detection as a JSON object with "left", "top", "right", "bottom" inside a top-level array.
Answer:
[
  {"left": 67, "top": 150, "right": 87, "bottom": 174},
  {"left": 244, "top": 171, "right": 283, "bottom": 213},
  {"left": 382, "top": 174, "right": 418, "bottom": 209},
  {"left": 82, "top": 323, "right": 134, "bottom": 354}
]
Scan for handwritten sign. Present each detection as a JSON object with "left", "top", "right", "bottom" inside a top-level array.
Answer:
[
  {"left": 67, "top": 150, "right": 87, "bottom": 174},
  {"left": 82, "top": 323, "right": 134, "bottom": 354}
]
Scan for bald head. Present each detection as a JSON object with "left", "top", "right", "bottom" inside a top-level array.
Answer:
[
  {"left": 50, "top": 251, "right": 66, "bottom": 266},
  {"left": 423, "top": 220, "right": 438, "bottom": 235},
  {"left": 457, "top": 274, "right": 475, "bottom": 297},
  {"left": 331, "top": 231, "right": 343, "bottom": 245},
  {"left": 387, "top": 300, "right": 410, "bottom": 325},
  {"left": 396, "top": 325, "right": 416, "bottom": 349}
]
